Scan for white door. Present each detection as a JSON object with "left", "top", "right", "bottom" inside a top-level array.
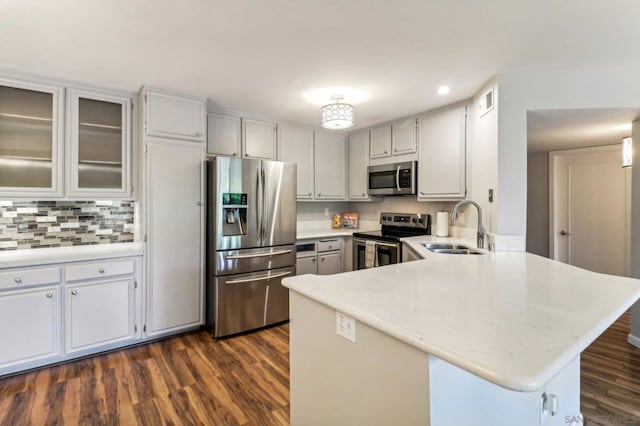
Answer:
[
  {"left": 318, "top": 252, "right": 342, "bottom": 275},
  {"left": 370, "top": 126, "right": 391, "bottom": 159},
  {"left": 207, "top": 113, "right": 241, "bottom": 157},
  {"left": 550, "top": 146, "right": 630, "bottom": 276},
  {"left": 349, "top": 130, "right": 370, "bottom": 200},
  {"left": 144, "top": 90, "right": 206, "bottom": 142},
  {"left": 314, "top": 132, "right": 346, "bottom": 200},
  {"left": 417, "top": 106, "right": 466, "bottom": 200},
  {"left": 296, "top": 256, "right": 318, "bottom": 275},
  {"left": 0, "top": 286, "right": 60, "bottom": 368},
  {"left": 146, "top": 141, "right": 204, "bottom": 335},
  {"left": 65, "top": 278, "right": 135, "bottom": 353},
  {"left": 391, "top": 119, "right": 417, "bottom": 155},
  {"left": 242, "top": 118, "right": 277, "bottom": 160},
  {"left": 278, "top": 124, "right": 314, "bottom": 199}
]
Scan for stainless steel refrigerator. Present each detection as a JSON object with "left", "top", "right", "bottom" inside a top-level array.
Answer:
[{"left": 206, "top": 157, "right": 297, "bottom": 337}]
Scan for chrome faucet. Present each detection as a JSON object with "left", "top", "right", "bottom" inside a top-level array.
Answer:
[{"left": 451, "top": 200, "right": 487, "bottom": 249}]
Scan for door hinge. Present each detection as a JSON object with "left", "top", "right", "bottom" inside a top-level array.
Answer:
[
  {"left": 134, "top": 325, "right": 138, "bottom": 333},
  {"left": 144, "top": 145, "right": 148, "bottom": 154},
  {"left": 144, "top": 234, "right": 148, "bottom": 242},
  {"left": 144, "top": 94, "right": 147, "bottom": 103},
  {"left": 134, "top": 280, "right": 138, "bottom": 289},
  {"left": 131, "top": 183, "right": 134, "bottom": 193},
  {"left": 143, "top": 325, "right": 147, "bottom": 332}
]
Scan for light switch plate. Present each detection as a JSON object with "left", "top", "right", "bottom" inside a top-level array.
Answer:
[{"left": 336, "top": 311, "right": 357, "bottom": 343}]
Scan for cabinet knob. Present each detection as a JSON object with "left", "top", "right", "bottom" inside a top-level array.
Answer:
[
  {"left": 308, "top": 193, "right": 312, "bottom": 196},
  {"left": 393, "top": 148, "right": 397, "bottom": 152},
  {"left": 317, "top": 193, "right": 322, "bottom": 196},
  {"left": 246, "top": 153, "right": 250, "bottom": 157},
  {"left": 321, "top": 258, "right": 325, "bottom": 262},
  {"left": 420, "top": 192, "right": 425, "bottom": 195},
  {"left": 46, "top": 293, "right": 53, "bottom": 299},
  {"left": 98, "top": 268, "right": 105, "bottom": 274},
  {"left": 312, "top": 258, "right": 316, "bottom": 263},
  {"left": 384, "top": 150, "right": 388, "bottom": 154},
  {"left": 233, "top": 152, "right": 237, "bottom": 156},
  {"left": 14, "top": 277, "right": 22, "bottom": 284},
  {"left": 362, "top": 193, "right": 365, "bottom": 197},
  {"left": 71, "top": 290, "right": 78, "bottom": 296},
  {"left": 196, "top": 201, "right": 202, "bottom": 206}
]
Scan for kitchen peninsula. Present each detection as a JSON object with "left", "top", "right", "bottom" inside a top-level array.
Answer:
[{"left": 283, "top": 252, "right": 640, "bottom": 425}]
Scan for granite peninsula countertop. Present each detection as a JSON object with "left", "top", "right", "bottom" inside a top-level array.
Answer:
[{"left": 283, "top": 251, "right": 640, "bottom": 392}]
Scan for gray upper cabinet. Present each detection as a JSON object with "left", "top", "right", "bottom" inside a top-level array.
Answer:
[
  {"left": 370, "top": 126, "right": 392, "bottom": 159},
  {"left": 242, "top": 118, "right": 277, "bottom": 160},
  {"left": 66, "top": 88, "right": 132, "bottom": 198},
  {"left": 207, "top": 113, "right": 241, "bottom": 157},
  {"left": 418, "top": 105, "right": 467, "bottom": 200},
  {"left": 391, "top": 118, "right": 417, "bottom": 155},
  {"left": 314, "top": 131, "right": 346, "bottom": 200},
  {"left": 144, "top": 89, "right": 206, "bottom": 142},
  {"left": 348, "top": 130, "right": 370, "bottom": 200},
  {"left": 277, "top": 124, "right": 314, "bottom": 200},
  {"left": 0, "top": 78, "right": 64, "bottom": 198}
]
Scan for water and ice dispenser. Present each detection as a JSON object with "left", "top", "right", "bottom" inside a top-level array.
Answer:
[{"left": 222, "top": 193, "right": 248, "bottom": 236}]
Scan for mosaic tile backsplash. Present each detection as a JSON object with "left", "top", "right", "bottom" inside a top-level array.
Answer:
[{"left": 0, "top": 201, "right": 135, "bottom": 251}]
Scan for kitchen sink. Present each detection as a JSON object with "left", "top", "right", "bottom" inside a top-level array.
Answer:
[{"left": 422, "top": 242, "right": 485, "bottom": 255}]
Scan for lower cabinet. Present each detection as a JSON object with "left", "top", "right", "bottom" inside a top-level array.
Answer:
[
  {"left": 318, "top": 251, "right": 342, "bottom": 275},
  {"left": 65, "top": 278, "right": 136, "bottom": 354},
  {"left": 0, "top": 286, "right": 60, "bottom": 368},
  {"left": 402, "top": 244, "right": 423, "bottom": 262},
  {"left": 295, "top": 238, "right": 345, "bottom": 276},
  {"left": 296, "top": 255, "right": 318, "bottom": 275}
]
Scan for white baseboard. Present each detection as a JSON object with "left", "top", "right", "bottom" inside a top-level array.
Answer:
[{"left": 627, "top": 333, "right": 640, "bottom": 348}]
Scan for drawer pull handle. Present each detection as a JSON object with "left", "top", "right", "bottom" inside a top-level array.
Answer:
[
  {"left": 71, "top": 290, "right": 78, "bottom": 296},
  {"left": 46, "top": 293, "right": 53, "bottom": 299},
  {"left": 98, "top": 268, "right": 105, "bottom": 274},
  {"left": 14, "top": 277, "right": 22, "bottom": 284}
]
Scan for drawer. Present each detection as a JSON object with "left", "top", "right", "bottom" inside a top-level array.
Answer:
[
  {"left": 0, "top": 267, "right": 61, "bottom": 290},
  {"left": 65, "top": 259, "right": 135, "bottom": 282},
  {"left": 317, "top": 239, "right": 343, "bottom": 253}
]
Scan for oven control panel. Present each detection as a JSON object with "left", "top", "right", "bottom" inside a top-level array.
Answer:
[{"left": 379, "top": 212, "right": 431, "bottom": 229}]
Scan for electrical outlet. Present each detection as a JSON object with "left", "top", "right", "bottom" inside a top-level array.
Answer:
[
  {"left": 336, "top": 311, "right": 357, "bottom": 343},
  {"left": 324, "top": 208, "right": 330, "bottom": 217}
]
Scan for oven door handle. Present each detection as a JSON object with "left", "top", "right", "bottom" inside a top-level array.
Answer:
[
  {"left": 396, "top": 166, "right": 401, "bottom": 191},
  {"left": 226, "top": 271, "right": 292, "bottom": 285},
  {"left": 354, "top": 238, "right": 398, "bottom": 249}
]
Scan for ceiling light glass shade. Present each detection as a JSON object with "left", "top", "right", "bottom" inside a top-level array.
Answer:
[
  {"left": 623, "top": 136, "right": 633, "bottom": 168},
  {"left": 321, "top": 99, "right": 354, "bottom": 129}
]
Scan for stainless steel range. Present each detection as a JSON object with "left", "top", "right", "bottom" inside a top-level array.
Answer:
[
  {"left": 206, "top": 157, "right": 297, "bottom": 337},
  {"left": 353, "top": 212, "right": 431, "bottom": 270}
]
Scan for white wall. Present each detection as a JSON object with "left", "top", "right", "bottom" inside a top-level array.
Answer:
[{"left": 526, "top": 152, "right": 549, "bottom": 257}]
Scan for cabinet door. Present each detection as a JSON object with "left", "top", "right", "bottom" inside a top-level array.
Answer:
[
  {"left": 145, "top": 90, "right": 206, "bottom": 142},
  {"left": 314, "top": 132, "right": 346, "bottom": 200},
  {"left": 370, "top": 126, "right": 391, "bottom": 159},
  {"left": 65, "top": 278, "right": 135, "bottom": 353},
  {"left": 318, "top": 252, "right": 342, "bottom": 275},
  {"left": 278, "top": 124, "right": 314, "bottom": 199},
  {"left": 0, "top": 78, "right": 64, "bottom": 198},
  {"left": 402, "top": 245, "right": 422, "bottom": 262},
  {"left": 146, "top": 142, "right": 204, "bottom": 336},
  {"left": 418, "top": 106, "right": 467, "bottom": 200},
  {"left": 349, "top": 130, "right": 370, "bottom": 199},
  {"left": 0, "top": 286, "right": 60, "bottom": 368},
  {"left": 207, "top": 113, "right": 241, "bottom": 157},
  {"left": 242, "top": 119, "right": 276, "bottom": 160},
  {"left": 392, "top": 118, "right": 417, "bottom": 155},
  {"left": 67, "top": 88, "right": 132, "bottom": 198},
  {"left": 296, "top": 256, "right": 318, "bottom": 275}
]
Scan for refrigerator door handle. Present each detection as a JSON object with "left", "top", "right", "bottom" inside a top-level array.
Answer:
[
  {"left": 226, "top": 270, "right": 292, "bottom": 285},
  {"left": 256, "top": 167, "right": 262, "bottom": 244},
  {"left": 261, "top": 167, "right": 267, "bottom": 242},
  {"left": 225, "top": 249, "right": 292, "bottom": 260}
]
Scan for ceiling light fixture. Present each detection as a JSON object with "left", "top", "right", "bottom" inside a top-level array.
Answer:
[
  {"left": 622, "top": 136, "right": 633, "bottom": 168},
  {"left": 437, "top": 86, "right": 451, "bottom": 95},
  {"left": 321, "top": 95, "right": 354, "bottom": 130}
]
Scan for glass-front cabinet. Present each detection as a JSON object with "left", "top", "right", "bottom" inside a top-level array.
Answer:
[
  {"left": 0, "top": 78, "right": 64, "bottom": 197},
  {"left": 66, "top": 88, "right": 132, "bottom": 198}
]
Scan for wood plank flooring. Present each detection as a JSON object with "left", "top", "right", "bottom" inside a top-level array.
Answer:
[{"left": 0, "top": 313, "right": 639, "bottom": 425}]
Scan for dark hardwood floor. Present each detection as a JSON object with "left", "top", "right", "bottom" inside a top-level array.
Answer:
[{"left": 0, "top": 313, "right": 639, "bottom": 425}]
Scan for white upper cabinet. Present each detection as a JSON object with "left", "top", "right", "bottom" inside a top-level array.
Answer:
[
  {"left": 207, "top": 113, "right": 241, "bottom": 157},
  {"left": 144, "top": 89, "right": 206, "bottom": 142},
  {"left": 242, "top": 118, "right": 277, "bottom": 160},
  {"left": 314, "top": 132, "right": 346, "bottom": 200},
  {"left": 348, "top": 130, "right": 370, "bottom": 200},
  {"left": 66, "top": 88, "right": 132, "bottom": 198},
  {"left": 370, "top": 126, "right": 392, "bottom": 159},
  {"left": 0, "top": 78, "right": 64, "bottom": 198},
  {"left": 391, "top": 118, "right": 417, "bottom": 155},
  {"left": 418, "top": 105, "right": 467, "bottom": 200},
  {"left": 277, "top": 124, "right": 314, "bottom": 200}
]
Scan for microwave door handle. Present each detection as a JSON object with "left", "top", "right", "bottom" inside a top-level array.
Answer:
[{"left": 396, "top": 166, "right": 401, "bottom": 191}]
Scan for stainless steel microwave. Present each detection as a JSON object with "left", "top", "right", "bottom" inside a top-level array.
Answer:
[{"left": 368, "top": 161, "right": 417, "bottom": 195}]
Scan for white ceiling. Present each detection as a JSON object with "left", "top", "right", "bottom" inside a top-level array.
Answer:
[
  {"left": 527, "top": 109, "right": 640, "bottom": 153},
  {"left": 2, "top": 0, "right": 640, "bottom": 130}
]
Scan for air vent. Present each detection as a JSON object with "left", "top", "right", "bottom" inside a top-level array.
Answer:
[{"left": 479, "top": 86, "right": 495, "bottom": 117}]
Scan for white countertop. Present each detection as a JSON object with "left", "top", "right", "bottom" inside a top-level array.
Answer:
[
  {"left": 283, "top": 250, "right": 640, "bottom": 392},
  {"left": 0, "top": 242, "right": 145, "bottom": 269}
]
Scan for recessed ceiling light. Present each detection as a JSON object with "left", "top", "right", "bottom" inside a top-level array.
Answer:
[{"left": 437, "top": 86, "right": 450, "bottom": 95}]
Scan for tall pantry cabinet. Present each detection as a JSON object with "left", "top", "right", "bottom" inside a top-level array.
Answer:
[{"left": 140, "top": 87, "right": 206, "bottom": 337}]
